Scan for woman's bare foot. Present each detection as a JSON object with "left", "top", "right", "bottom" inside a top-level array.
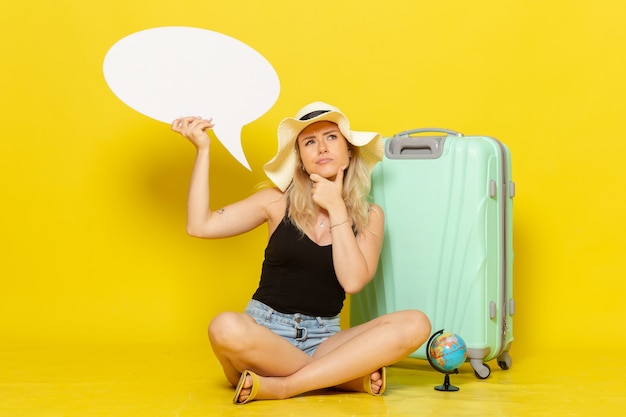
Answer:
[
  {"left": 369, "top": 369, "right": 384, "bottom": 395},
  {"left": 234, "top": 371, "right": 289, "bottom": 403},
  {"left": 235, "top": 373, "right": 254, "bottom": 403},
  {"left": 332, "top": 368, "right": 386, "bottom": 395}
]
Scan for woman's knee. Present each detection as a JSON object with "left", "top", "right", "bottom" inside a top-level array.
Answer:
[
  {"left": 395, "top": 309, "right": 432, "bottom": 348},
  {"left": 208, "top": 312, "right": 252, "bottom": 349}
]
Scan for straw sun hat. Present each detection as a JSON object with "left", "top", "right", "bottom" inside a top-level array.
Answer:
[{"left": 263, "top": 101, "right": 383, "bottom": 192}]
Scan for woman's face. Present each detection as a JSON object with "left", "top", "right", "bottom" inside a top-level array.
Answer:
[{"left": 297, "top": 121, "right": 351, "bottom": 180}]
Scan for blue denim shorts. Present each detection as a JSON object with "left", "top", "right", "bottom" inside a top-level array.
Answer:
[{"left": 244, "top": 299, "right": 341, "bottom": 356}]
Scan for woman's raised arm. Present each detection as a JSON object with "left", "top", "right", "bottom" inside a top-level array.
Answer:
[{"left": 172, "top": 116, "right": 282, "bottom": 238}]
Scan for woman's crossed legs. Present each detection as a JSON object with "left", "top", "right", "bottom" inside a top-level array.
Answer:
[{"left": 208, "top": 308, "right": 431, "bottom": 403}]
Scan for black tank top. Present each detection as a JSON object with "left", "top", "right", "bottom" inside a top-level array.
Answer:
[{"left": 252, "top": 217, "right": 346, "bottom": 317}]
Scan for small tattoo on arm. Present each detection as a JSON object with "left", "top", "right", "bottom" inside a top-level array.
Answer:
[{"left": 216, "top": 208, "right": 225, "bottom": 214}]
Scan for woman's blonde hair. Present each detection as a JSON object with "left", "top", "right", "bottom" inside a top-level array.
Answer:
[{"left": 286, "top": 143, "right": 374, "bottom": 235}]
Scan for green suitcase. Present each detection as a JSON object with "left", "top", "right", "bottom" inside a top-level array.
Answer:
[{"left": 351, "top": 128, "right": 514, "bottom": 378}]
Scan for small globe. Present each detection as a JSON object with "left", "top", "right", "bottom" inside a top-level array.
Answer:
[{"left": 428, "top": 331, "right": 468, "bottom": 373}]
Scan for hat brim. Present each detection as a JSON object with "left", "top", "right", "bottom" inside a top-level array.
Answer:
[{"left": 264, "top": 109, "right": 382, "bottom": 191}]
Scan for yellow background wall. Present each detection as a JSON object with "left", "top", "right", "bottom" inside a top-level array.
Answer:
[{"left": 1, "top": 0, "right": 625, "bottom": 355}]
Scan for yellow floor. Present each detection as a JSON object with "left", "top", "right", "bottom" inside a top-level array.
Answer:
[{"left": 1, "top": 344, "right": 624, "bottom": 417}]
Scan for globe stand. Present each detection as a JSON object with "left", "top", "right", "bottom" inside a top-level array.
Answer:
[
  {"left": 426, "top": 329, "right": 463, "bottom": 392},
  {"left": 434, "top": 370, "right": 460, "bottom": 392}
]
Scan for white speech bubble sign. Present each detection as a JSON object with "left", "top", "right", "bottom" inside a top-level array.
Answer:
[{"left": 103, "top": 26, "right": 280, "bottom": 170}]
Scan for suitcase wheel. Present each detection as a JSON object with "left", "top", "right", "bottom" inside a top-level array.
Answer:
[
  {"left": 470, "top": 360, "right": 491, "bottom": 379},
  {"left": 497, "top": 351, "right": 513, "bottom": 370}
]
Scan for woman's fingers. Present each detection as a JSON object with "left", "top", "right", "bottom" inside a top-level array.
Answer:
[
  {"left": 171, "top": 116, "right": 214, "bottom": 134},
  {"left": 171, "top": 117, "right": 183, "bottom": 132}
]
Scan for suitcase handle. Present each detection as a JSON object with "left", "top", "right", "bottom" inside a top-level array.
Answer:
[
  {"left": 394, "top": 128, "right": 463, "bottom": 138},
  {"left": 385, "top": 128, "right": 462, "bottom": 159},
  {"left": 385, "top": 136, "right": 446, "bottom": 159}
]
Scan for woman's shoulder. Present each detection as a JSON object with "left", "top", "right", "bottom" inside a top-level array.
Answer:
[
  {"left": 251, "top": 186, "right": 287, "bottom": 220},
  {"left": 253, "top": 185, "right": 284, "bottom": 202},
  {"left": 368, "top": 203, "right": 384, "bottom": 217}
]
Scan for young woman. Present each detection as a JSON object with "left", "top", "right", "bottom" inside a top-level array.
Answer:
[{"left": 171, "top": 102, "right": 431, "bottom": 404}]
